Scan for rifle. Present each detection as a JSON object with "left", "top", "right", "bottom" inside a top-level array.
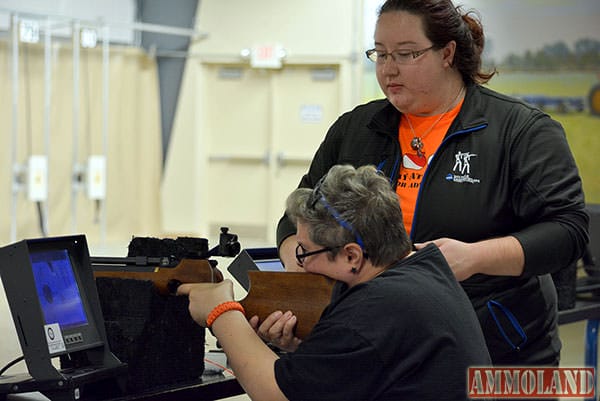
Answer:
[
  {"left": 92, "top": 230, "right": 333, "bottom": 339},
  {"left": 94, "top": 259, "right": 333, "bottom": 339}
]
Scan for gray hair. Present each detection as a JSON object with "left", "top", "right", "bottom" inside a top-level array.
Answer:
[{"left": 285, "top": 165, "right": 411, "bottom": 266}]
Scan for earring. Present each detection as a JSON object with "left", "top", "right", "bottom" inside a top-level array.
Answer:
[{"left": 351, "top": 267, "right": 358, "bottom": 274}]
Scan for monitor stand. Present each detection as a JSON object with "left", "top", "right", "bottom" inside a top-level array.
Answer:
[{"left": 0, "top": 365, "right": 126, "bottom": 401}]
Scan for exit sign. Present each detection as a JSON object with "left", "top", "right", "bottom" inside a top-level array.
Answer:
[{"left": 251, "top": 44, "right": 285, "bottom": 69}]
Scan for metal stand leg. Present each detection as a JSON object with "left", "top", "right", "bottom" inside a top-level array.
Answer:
[{"left": 585, "top": 319, "right": 599, "bottom": 401}]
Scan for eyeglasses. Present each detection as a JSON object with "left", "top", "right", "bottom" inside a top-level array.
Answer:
[
  {"left": 295, "top": 243, "right": 340, "bottom": 267},
  {"left": 365, "top": 45, "right": 435, "bottom": 65}
]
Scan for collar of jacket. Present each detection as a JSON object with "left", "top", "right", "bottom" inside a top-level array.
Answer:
[{"left": 366, "top": 83, "right": 488, "bottom": 136}]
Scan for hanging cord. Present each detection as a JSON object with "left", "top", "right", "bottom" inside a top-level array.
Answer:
[
  {"left": 82, "top": 48, "right": 102, "bottom": 224},
  {"left": 83, "top": 48, "right": 92, "bottom": 159},
  {"left": 24, "top": 45, "right": 48, "bottom": 237},
  {"left": 36, "top": 201, "right": 48, "bottom": 236},
  {"left": 23, "top": 45, "right": 33, "bottom": 158}
]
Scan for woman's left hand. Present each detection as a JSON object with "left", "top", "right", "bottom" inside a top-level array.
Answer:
[
  {"left": 415, "top": 235, "right": 525, "bottom": 280},
  {"left": 249, "top": 310, "right": 302, "bottom": 352},
  {"left": 177, "top": 280, "right": 236, "bottom": 327},
  {"left": 414, "top": 238, "right": 475, "bottom": 281}
]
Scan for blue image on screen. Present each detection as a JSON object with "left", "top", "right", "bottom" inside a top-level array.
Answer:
[
  {"left": 254, "top": 259, "right": 285, "bottom": 272},
  {"left": 30, "top": 249, "right": 88, "bottom": 328}
]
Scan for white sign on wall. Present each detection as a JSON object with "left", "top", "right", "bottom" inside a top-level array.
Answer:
[
  {"left": 250, "top": 44, "right": 286, "bottom": 69},
  {"left": 300, "top": 104, "right": 323, "bottom": 123}
]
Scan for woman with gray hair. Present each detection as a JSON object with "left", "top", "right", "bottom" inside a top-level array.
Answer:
[
  {"left": 286, "top": 163, "right": 411, "bottom": 272},
  {"left": 178, "top": 164, "right": 490, "bottom": 401}
]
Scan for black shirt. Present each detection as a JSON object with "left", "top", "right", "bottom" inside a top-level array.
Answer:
[{"left": 274, "top": 244, "right": 491, "bottom": 401}]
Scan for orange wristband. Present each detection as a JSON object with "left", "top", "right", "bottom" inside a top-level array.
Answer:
[{"left": 206, "top": 301, "right": 245, "bottom": 328}]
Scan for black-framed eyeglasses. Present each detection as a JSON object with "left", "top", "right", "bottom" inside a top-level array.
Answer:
[
  {"left": 295, "top": 243, "right": 341, "bottom": 267},
  {"left": 365, "top": 45, "right": 435, "bottom": 65}
]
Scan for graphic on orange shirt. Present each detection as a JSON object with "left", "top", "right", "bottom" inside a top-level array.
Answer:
[
  {"left": 402, "top": 153, "right": 431, "bottom": 170},
  {"left": 395, "top": 100, "right": 463, "bottom": 234}
]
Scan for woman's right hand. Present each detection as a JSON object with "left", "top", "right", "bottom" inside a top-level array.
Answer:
[{"left": 249, "top": 310, "right": 302, "bottom": 352}]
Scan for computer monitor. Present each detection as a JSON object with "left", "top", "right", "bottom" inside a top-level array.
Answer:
[
  {"left": 227, "top": 247, "right": 284, "bottom": 291},
  {"left": 27, "top": 243, "right": 104, "bottom": 355},
  {"left": 0, "top": 234, "right": 126, "bottom": 397}
]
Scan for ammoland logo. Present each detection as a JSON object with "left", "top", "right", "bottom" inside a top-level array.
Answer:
[{"left": 468, "top": 367, "right": 595, "bottom": 398}]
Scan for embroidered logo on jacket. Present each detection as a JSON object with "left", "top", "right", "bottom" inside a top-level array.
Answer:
[{"left": 445, "top": 151, "right": 481, "bottom": 184}]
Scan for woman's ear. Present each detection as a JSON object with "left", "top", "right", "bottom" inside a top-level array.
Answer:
[
  {"left": 443, "top": 40, "right": 457, "bottom": 67},
  {"left": 343, "top": 243, "right": 365, "bottom": 268}
]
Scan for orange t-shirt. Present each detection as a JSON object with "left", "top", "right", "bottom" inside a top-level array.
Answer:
[{"left": 396, "top": 100, "right": 464, "bottom": 234}]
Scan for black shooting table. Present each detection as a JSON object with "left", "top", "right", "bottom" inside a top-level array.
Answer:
[
  {"left": 105, "top": 373, "right": 244, "bottom": 401},
  {"left": 4, "top": 372, "right": 244, "bottom": 401},
  {"left": 7, "top": 278, "right": 600, "bottom": 401}
]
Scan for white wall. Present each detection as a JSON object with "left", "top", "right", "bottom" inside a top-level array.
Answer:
[
  {"left": 0, "top": 279, "right": 21, "bottom": 371},
  {"left": 161, "top": 0, "right": 365, "bottom": 243}
]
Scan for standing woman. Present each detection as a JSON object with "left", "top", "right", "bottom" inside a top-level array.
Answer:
[{"left": 274, "top": 0, "right": 589, "bottom": 365}]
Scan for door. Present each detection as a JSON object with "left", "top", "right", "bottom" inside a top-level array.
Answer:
[{"left": 200, "top": 63, "right": 340, "bottom": 245}]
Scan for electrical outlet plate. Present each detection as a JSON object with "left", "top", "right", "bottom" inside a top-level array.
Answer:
[
  {"left": 19, "top": 19, "right": 40, "bottom": 44},
  {"left": 27, "top": 155, "right": 48, "bottom": 202},
  {"left": 86, "top": 155, "right": 107, "bottom": 200},
  {"left": 80, "top": 28, "right": 98, "bottom": 48}
]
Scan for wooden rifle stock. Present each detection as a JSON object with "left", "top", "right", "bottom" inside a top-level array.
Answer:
[
  {"left": 93, "top": 260, "right": 335, "bottom": 339},
  {"left": 93, "top": 259, "right": 224, "bottom": 295},
  {"left": 240, "top": 271, "right": 334, "bottom": 339}
]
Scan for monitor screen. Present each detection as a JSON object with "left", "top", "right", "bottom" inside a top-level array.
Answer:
[
  {"left": 254, "top": 259, "right": 285, "bottom": 272},
  {"left": 227, "top": 248, "right": 285, "bottom": 291},
  {"left": 30, "top": 249, "right": 89, "bottom": 329}
]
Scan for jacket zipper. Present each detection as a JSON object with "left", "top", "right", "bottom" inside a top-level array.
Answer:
[{"left": 409, "top": 123, "right": 488, "bottom": 240}]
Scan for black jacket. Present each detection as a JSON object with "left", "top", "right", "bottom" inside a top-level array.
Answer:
[{"left": 277, "top": 84, "right": 589, "bottom": 363}]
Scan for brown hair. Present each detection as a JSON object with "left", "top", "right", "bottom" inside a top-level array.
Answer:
[{"left": 378, "top": 0, "right": 496, "bottom": 84}]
